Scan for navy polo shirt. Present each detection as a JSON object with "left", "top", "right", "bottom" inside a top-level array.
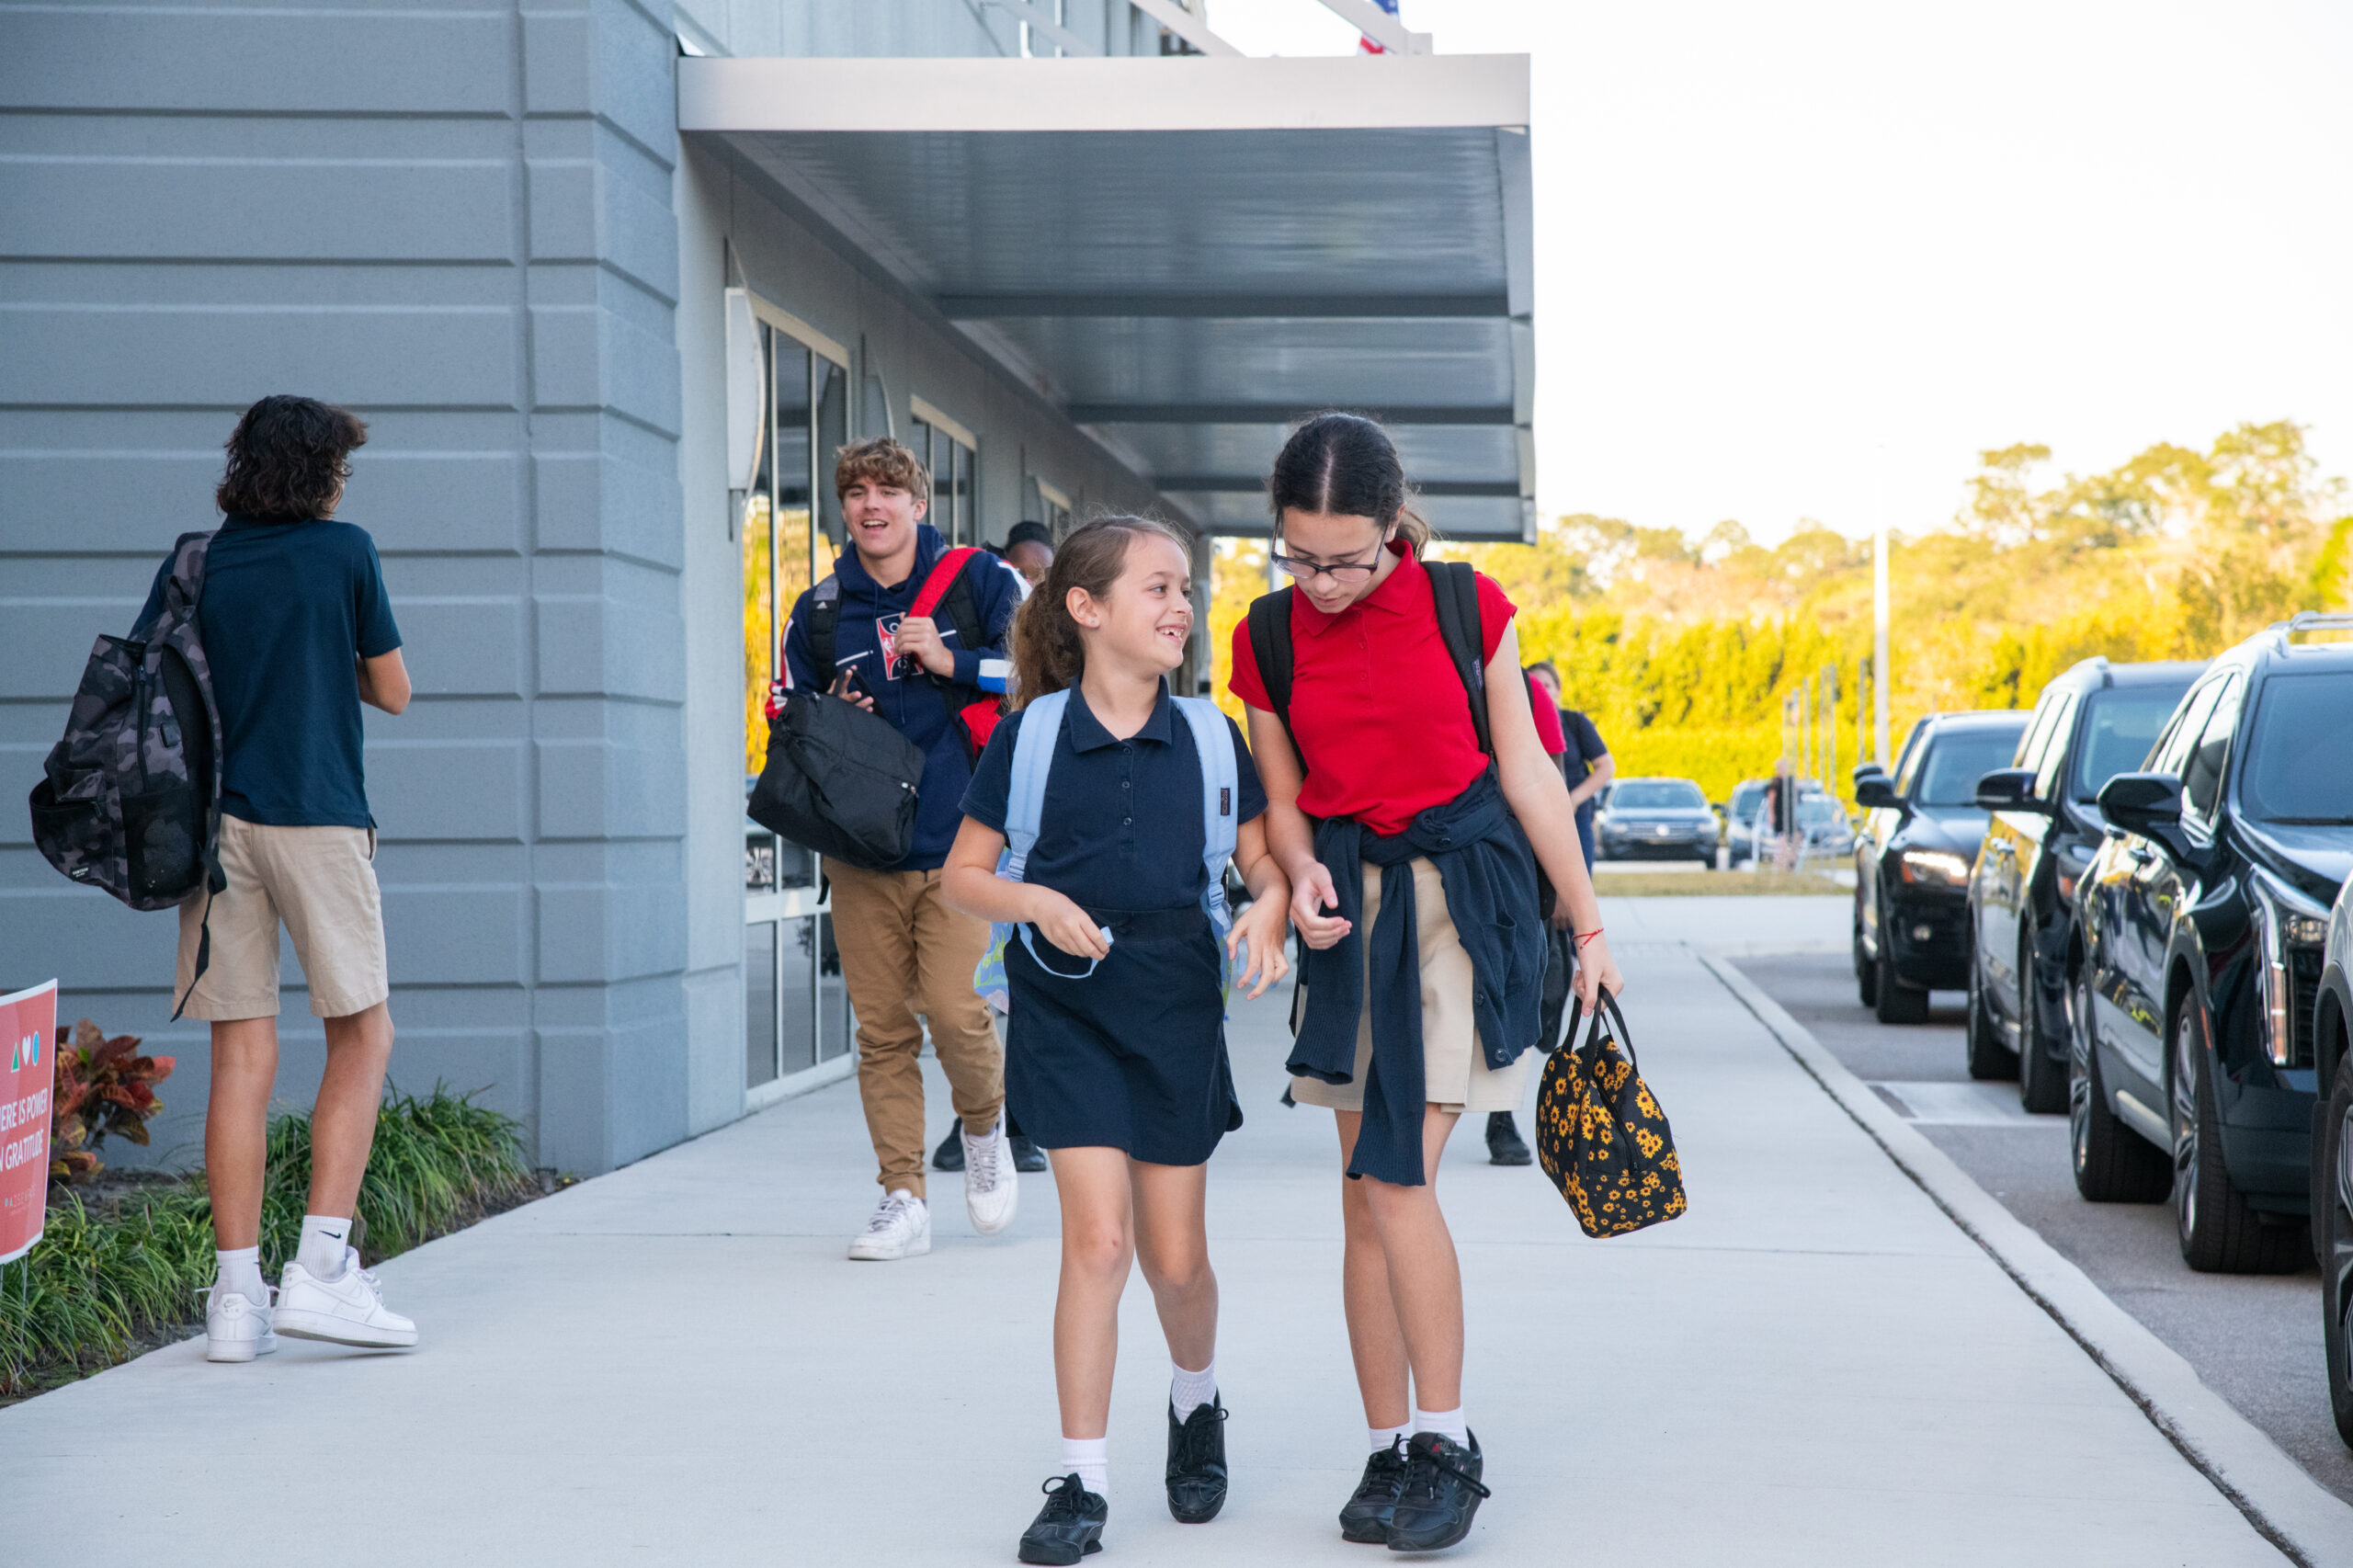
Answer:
[
  {"left": 137, "top": 514, "right": 402, "bottom": 828},
  {"left": 961, "top": 682, "right": 1267, "bottom": 914}
]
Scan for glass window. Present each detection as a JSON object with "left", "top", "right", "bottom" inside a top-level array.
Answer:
[
  {"left": 2030, "top": 693, "right": 2079, "bottom": 801},
  {"left": 2013, "top": 691, "right": 2064, "bottom": 774},
  {"left": 2239, "top": 673, "right": 2353, "bottom": 823},
  {"left": 2180, "top": 676, "right": 2244, "bottom": 820},
  {"left": 1729, "top": 780, "right": 1766, "bottom": 822},
  {"left": 2071, "top": 687, "right": 2189, "bottom": 801},
  {"left": 1909, "top": 722, "right": 2029, "bottom": 806},
  {"left": 745, "top": 921, "right": 777, "bottom": 1088},
  {"left": 1612, "top": 780, "right": 1709, "bottom": 811},
  {"left": 908, "top": 413, "right": 979, "bottom": 548},
  {"left": 2150, "top": 680, "right": 2221, "bottom": 778},
  {"left": 815, "top": 359, "right": 848, "bottom": 551}
]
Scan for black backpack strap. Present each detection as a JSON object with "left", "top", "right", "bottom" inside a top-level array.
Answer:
[
  {"left": 808, "top": 574, "right": 841, "bottom": 685},
  {"left": 1425, "top": 560, "right": 1493, "bottom": 756},
  {"left": 1245, "top": 588, "right": 1296, "bottom": 743}
]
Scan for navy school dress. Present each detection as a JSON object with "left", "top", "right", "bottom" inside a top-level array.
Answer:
[{"left": 961, "top": 680, "right": 1267, "bottom": 1166}]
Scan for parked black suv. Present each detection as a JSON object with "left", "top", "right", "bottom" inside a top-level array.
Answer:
[
  {"left": 2071, "top": 614, "right": 2353, "bottom": 1273},
  {"left": 1964, "top": 658, "right": 2203, "bottom": 1108},
  {"left": 1852, "top": 710, "right": 2031, "bottom": 1023}
]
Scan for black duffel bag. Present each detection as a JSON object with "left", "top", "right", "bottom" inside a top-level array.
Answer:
[{"left": 747, "top": 687, "right": 925, "bottom": 871}]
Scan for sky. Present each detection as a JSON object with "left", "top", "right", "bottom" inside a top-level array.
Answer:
[{"left": 1211, "top": 0, "right": 2353, "bottom": 546}]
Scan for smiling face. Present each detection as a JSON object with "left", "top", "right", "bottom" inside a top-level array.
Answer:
[
  {"left": 840, "top": 477, "right": 928, "bottom": 566},
  {"left": 1070, "top": 531, "right": 1194, "bottom": 676},
  {"left": 1275, "top": 507, "right": 1397, "bottom": 615}
]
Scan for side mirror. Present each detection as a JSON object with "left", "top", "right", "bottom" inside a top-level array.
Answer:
[
  {"left": 2097, "top": 772, "right": 2182, "bottom": 840},
  {"left": 1851, "top": 762, "right": 1888, "bottom": 788},
  {"left": 1855, "top": 775, "right": 1904, "bottom": 811},
  {"left": 1973, "top": 768, "right": 2052, "bottom": 813}
]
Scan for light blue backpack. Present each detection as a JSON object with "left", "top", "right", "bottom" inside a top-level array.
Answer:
[{"left": 972, "top": 687, "right": 1239, "bottom": 1012}]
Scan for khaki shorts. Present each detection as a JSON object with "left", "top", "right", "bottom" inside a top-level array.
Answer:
[
  {"left": 1291, "top": 856, "right": 1534, "bottom": 1116},
  {"left": 176, "top": 815, "right": 389, "bottom": 1021}
]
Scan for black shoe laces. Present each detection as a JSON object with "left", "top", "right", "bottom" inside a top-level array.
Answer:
[
  {"left": 1037, "top": 1475, "right": 1093, "bottom": 1518},
  {"left": 1397, "top": 1435, "right": 1492, "bottom": 1502},
  {"left": 1172, "top": 1403, "right": 1227, "bottom": 1471}
]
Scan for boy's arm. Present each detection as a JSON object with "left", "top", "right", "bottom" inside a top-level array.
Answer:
[
  {"left": 358, "top": 649, "right": 411, "bottom": 715},
  {"left": 780, "top": 589, "right": 819, "bottom": 692}
]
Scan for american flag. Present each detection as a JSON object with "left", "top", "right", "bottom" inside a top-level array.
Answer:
[{"left": 1358, "top": 0, "right": 1401, "bottom": 53}]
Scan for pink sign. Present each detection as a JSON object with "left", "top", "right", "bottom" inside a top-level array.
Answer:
[{"left": 0, "top": 981, "right": 57, "bottom": 1266}]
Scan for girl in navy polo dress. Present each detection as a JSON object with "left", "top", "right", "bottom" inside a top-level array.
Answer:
[{"left": 943, "top": 516, "right": 1291, "bottom": 1565}]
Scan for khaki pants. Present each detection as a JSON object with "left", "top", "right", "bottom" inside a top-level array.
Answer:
[
  {"left": 176, "top": 816, "right": 389, "bottom": 1020},
  {"left": 827, "top": 859, "right": 1005, "bottom": 1199}
]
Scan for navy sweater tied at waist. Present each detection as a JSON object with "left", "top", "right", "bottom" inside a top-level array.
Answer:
[{"left": 1287, "top": 769, "right": 1547, "bottom": 1187}]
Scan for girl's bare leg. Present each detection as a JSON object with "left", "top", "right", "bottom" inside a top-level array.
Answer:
[{"left": 1048, "top": 1145, "right": 1137, "bottom": 1439}]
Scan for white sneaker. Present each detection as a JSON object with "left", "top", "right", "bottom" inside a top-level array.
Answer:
[
  {"left": 203, "top": 1286, "right": 278, "bottom": 1363},
  {"left": 962, "top": 1119, "right": 1019, "bottom": 1235},
  {"left": 847, "top": 1189, "right": 931, "bottom": 1261},
  {"left": 274, "top": 1247, "right": 419, "bottom": 1348}
]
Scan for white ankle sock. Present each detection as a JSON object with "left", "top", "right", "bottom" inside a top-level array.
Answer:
[
  {"left": 213, "top": 1246, "right": 267, "bottom": 1306},
  {"left": 296, "top": 1214, "right": 352, "bottom": 1279},
  {"left": 1414, "top": 1406, "right": 1470, "bottom": 1448},
  {"left": 1370, "top": 1423, "right": 1411, "bottom": 1454},
  {"left": 1170, "top": 1358, "right": 1217, "bottom": 1421},
  {"left": 1061, "top": 1436, "right": 1108, "bottom": 1494}
]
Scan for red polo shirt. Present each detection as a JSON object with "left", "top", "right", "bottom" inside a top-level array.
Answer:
[{"left": 1230, "top": 543, "right": 1516, "bottom": 836}]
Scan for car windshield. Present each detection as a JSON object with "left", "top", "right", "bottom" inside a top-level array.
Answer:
[
  {"left": 1729, "top": 782, "right": 1765, "bottom": 820},
  {"left": 1612, "top": 781, "right": 1707, "bottom": 812},
  {"left": 2239, "top": 672, "right": 2353, "bottom": 824},
  {"left": 1800, "top": 794, "right": 1844, "bottom": 825},
  {"left": 1911, "top": 727, "right": 2027, "bottom": 807},
  {"left": 2072, "top": 688, "right": 2187, "bottom": 802}
]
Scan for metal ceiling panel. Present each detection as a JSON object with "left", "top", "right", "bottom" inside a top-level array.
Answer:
[{"left": 681, "top": 54, "right": 1535, "bottom": 542}]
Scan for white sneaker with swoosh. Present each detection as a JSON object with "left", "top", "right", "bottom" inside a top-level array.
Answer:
[
  {"left": 203, "top": 1287, "right": 278, "bottom": 1363},
  {"left": 274, "top": 1247, "right": 419, "bottom": 1348}
]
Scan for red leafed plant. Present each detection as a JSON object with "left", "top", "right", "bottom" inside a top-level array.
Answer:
[{"left": 49, "top": 1018, "right": 175, "bottom": 1184}]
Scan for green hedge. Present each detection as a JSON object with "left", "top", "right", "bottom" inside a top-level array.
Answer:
[{"left": 1, "top": 1085, "right": 532, "bottom": 1395}]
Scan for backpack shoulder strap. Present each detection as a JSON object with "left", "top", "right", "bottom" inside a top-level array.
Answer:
[
  {"left": 1000, "top": 687, "right": 1071, "bottom": 879},
  {"left": 910, "top": 546, "right": 981, "bottom": 621},
  {"left": 1245, "top": 588, "right": 1296, "bottom": 740},
  {"left": 1424, "top": 560, "right": 1493, "bottom": 756},
  {"left": 1171, "top": 697, "right": 1239, "bottom": 935},
  {"left": 808, "top": 574, "right": 842, "bottom": 680}
]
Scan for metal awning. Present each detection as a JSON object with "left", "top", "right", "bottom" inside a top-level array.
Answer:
[{"left": 678, "top": 54, "right": 1535, "bottom": 541}]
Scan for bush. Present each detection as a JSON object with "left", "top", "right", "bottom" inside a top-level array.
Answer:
[{"left": 1, "top": 1085, "right": 534, "bottom": 1395}]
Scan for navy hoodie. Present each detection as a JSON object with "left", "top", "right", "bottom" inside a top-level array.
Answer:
[{"left": 782, "top": 523, "right": 1026, "bottom": 871}]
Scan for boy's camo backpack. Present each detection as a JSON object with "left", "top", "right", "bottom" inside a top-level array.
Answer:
[{"left": 28, "top": 530, "right": 227, "bottom": 1010}]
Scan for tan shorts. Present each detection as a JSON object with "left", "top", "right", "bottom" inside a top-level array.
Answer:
[
  {"left": 1291, "top": 856, "right": 1534, "bottom": 1116},
  {"left": 176, "top": 815, "right": 389, "bottom": 1021}
]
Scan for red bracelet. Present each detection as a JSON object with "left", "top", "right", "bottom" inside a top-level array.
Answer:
[{"left": 1574, "top": 927, "right": 1605, "bottom": 949}]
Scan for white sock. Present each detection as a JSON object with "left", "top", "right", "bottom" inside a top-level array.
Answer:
[
  {"left": 213, "top": 1246, "right": 267, "bottom": 1306},
  {"left": 1370, "top": 1423, "right": 1411, "bottom": 1454},
  {"left": 1061, "top": 1436, "right": 1108, "bottom": 1495},
  {"left": 296, "top": 1214, "right": 353, "bottom": 1279},
  {"left": 1414, "top": 1406, "right": 1470, "bottom": 1448},
  {"left": 1170, "top": 1358, "right": 1218, "bottom": 1421}
]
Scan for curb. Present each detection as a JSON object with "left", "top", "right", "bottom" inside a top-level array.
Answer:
[{"left": 1697, "top": 949, "right": 2353, "bottom": 1568}]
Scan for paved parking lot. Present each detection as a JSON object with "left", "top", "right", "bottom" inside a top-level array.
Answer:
[{"left": 1738, "top": 950, "right": 2353, "bottom": 1506}]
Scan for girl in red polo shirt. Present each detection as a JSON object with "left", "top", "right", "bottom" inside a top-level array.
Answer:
[{"left": 1232, "top": 414, "right": 1623, "bottom": 1552}]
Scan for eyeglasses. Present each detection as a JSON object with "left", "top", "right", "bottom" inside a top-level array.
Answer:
[{"left": 1269, "top": 538, "right": 1387, "bottom": 585}]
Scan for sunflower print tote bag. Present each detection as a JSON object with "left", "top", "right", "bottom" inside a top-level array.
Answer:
[{"left": 1536, "top": 992, "right": 1687, "bottom": 1237}]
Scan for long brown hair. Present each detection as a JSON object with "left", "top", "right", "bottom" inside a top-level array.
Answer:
[{"left": 1009, "top": 514, "right": 1193, "bottom": 706}]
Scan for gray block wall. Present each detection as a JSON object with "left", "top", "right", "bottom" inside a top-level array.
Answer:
[{"left": 0, "top": 0, "right": 699, "bottom": 1176}]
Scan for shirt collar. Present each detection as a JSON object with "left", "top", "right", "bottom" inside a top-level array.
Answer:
[
  {"left": 1290, "top": 540, "right": 1424, "bottom": 638},
  {"left": 1065, "top": 678, "right": 1175, "bottom": 752}
]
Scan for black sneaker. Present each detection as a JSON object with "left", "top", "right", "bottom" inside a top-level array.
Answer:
[
  {"left": 1384, "top": 1431, "right": 1489, "bottom": 1552},
  {"left": 1009, "top": 1129, "right": 1050, "bottom": 1173},
  {"left": 1017, "top": 1475, "right": 1107, "bottom": 1565},
  {"left": 1338, "top": 1443, "right": 1410, "bottom": 1543},
  {"left": 1165, "top": 1398, "right": 1229, "bottom": 1523},
  {"left": 932, "top": 1123, "right": 966, "bottom": 1173},
  {"left": 1484, "top": 1112, "right": 1532, "bottom": 1166}
]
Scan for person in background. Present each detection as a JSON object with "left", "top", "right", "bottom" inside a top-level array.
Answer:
[
  {"left": 157, "top": 394, "right": 420, "bottom": 1362},
  {"left": 1526, "top": 661, "right": 1612, "bottom": 874},
  {"left": 780, "top": 437, "right": 1028, "bottom": 1261},
  {"left": 995, "top": 519, "right": 1057, "bottom": 588}
]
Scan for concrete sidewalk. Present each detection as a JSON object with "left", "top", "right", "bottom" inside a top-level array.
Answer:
[{"left": 0, "top": 939, "right": 2300, "bottom": 1565}]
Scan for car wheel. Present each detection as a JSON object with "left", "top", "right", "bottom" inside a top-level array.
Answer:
[
  {"left": 1855, "top": 927, "right": 1878, "bottom": 1006},
  {"left": 2018, "top": 932, "right": 2067, "bottom": 1113},
  {"left": 2173, "top": 1000, "right": 2307, "bottom": 1273},
  {"left": 2068, "top": 966, "right": 2169, "bottom": 1202},
  {"left": 2321, "top": 1054, "right": 2353, "bottom": 1449},
  {"left": 1963, "top": 949, "right": 2016, "bottom": 1075},
  {"left": 1874, "top": 938, "right": 1927, "bottom": 1025}
]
